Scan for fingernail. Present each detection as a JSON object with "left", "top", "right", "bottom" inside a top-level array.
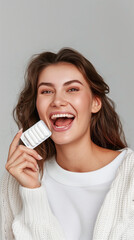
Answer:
[
  {"left": 18, "top": 128, "right": 23, "bottom": 133},
  {"left": 38, "top": 154, "right": 43, "bottom": 160}
]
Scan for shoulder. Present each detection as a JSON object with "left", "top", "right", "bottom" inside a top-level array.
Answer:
[
  {"left": 114, "top": 147, "right": 134, "bottom": 184},
  {"left": 120, "top": 147, "right": 134, "bottom": 169}
]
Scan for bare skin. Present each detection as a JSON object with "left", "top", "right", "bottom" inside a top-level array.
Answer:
[
  {"left": 5, "top": 128, "right": 120, "bottom": 188},
  {"left": 36, "top": 63, "right": 121, "bottom": 173},
  {"left": 5, "top": 129, "right": 42, "bottom": 189},
  {"left": 55, "top": 139, "right": 121, "bottom": 173},
  {"left": 6, "top": 63, "right": 121, "bottom": 188}
]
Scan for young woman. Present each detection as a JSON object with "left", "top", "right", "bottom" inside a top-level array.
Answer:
[{"left": 0, "top": 48, "right": 134, "bottom": 240}]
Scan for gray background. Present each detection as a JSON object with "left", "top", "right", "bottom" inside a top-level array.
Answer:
[{"left": 0, "top": 0, "right": 134, "bottom": 179}]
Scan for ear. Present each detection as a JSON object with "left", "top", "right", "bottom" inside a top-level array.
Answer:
[{"left": 91, "top": 96, "right": 102, "bottom": 113}]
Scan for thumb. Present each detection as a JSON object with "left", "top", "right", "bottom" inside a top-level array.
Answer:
[{"left": 8, "top": 128, "right": 23, "bottom": 160}]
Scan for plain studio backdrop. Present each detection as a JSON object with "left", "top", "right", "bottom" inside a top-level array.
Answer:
[{"left": 0, "top": 0, "right": 134, "bottom": 180}]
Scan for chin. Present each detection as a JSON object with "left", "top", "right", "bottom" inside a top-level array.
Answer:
[{"left": 51, "top": 135, "right": 75, "bottom": 146}]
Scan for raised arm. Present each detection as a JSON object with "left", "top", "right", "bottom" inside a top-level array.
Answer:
[{"left": 0, "top": 130, "right": 65, "bottom": 240}]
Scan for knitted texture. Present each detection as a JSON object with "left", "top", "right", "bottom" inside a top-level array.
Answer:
[
  {"left": 93, "top": 149, "right": 134, "bottom": 240},
  {"left": 0, "top": 148, "right": 134, "bottom": 240},
  {"left": 0, "top": 172, "right": 65, "bottom": 240}
]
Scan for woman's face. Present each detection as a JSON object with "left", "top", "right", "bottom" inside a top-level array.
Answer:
[{"left": 36, "top": 62, "right": 101, "bottom": 145}]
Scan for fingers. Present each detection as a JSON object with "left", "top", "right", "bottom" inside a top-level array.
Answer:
[
  {"left": 6, "top": 129, "right": 42, "bottom": 188},
  {"left": 8, "top": 129, "right": 23, "bottom": 159},
  {"left": 6, "top": 129, "right": 43, "bottom": 188},
  {"left": 9, "top": 161, "right": 38, "bottom": 177},
  {"left": 6, "top": 153, "right": 39, "bottom": 171},
  {"left": 7, "top": 144, "right": 42, "bottom": 166}
]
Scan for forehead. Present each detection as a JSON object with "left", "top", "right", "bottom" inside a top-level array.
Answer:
[{"left": 38, "top": 62, "right": 88, "bottom": 85}]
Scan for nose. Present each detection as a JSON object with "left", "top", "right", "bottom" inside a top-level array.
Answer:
[{"left": 50, "top": 92, "right": 68, "bottom": 108}]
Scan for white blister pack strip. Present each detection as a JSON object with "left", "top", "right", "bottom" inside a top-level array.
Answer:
[{"left": 20, "top": 120, "right": 52, "bottom": 149}]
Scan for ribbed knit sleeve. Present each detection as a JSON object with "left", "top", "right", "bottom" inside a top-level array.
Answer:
[
  {"left": 92, "top": 151, "right": 134, "bottom": 240},
  {"left": 12, "top": 185, "right": 65, "bottom": 240},
  {"left": 0, "top": 171, "right": 65, "bottom": 240},
  {"left": 0, "top": 171, "right": 21, "bottom": 240},
  {"left": 1, "top": 148, "right": 134, "bottom": 240}
]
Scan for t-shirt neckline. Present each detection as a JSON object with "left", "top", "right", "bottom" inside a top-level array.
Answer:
[{"left": 45, "top": 148, "right": 128, "bottom": 187}]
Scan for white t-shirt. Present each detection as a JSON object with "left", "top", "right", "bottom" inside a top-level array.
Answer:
[{"left": 42, "top": 149, "right": 126, "bottom": 240}]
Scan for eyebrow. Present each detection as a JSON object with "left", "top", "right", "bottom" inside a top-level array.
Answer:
[{"left": 37, "top": 80, "right": 83, "bottom": 89}]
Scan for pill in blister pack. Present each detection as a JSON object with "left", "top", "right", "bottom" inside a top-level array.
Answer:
[{"left": 20, "top": 120, "right": 52, "bottom": 149}]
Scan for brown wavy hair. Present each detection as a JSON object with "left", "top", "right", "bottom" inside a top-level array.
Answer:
[{"left": 13, "top": 47, "right": 127, "bottom": 175}]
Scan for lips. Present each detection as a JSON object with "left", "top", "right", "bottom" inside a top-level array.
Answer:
[
  {"left": 50, "top": 118, "right": 75, "bottom": 132},
  {"left": 49, "top": 111, "right": 75, "bottom": 132}
]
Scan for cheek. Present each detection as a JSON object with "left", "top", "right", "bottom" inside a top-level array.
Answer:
[
  {"left": 73, "top": 93, "right": 92, "bottom": 112},
  {"left": 36, "top": 98, "right": 41, "bottom": 113},
  {"left": 36, "top": 97, "right": 46, "bottom": 117}
]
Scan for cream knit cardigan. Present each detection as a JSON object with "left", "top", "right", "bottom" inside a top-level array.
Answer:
[{"left": 0, "top": 148, "right": 134, "bottom": 240}]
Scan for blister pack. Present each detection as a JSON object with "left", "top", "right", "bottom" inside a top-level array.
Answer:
[{"left": 20, "top": 120, "right": 52, "bottom": 149}]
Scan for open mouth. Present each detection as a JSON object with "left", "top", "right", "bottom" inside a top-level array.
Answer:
[{"left": 50, "top": 113, "right": 75, "bottom": 130}]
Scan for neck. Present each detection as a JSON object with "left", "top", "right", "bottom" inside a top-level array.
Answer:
[{"left": 55, "top": 135, "right": 107, "bottom": 172}]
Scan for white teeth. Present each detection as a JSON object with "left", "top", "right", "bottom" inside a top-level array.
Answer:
[{"left": 51, "top": 113, "right": 74, "bottom": 120}]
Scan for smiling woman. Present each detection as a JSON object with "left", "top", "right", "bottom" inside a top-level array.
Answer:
[
  {"left": 36, "top": 62, "right": 102, "bottom": 146},
  {"left": 0, "top": 48, "right": 134, "bottom": 240}
]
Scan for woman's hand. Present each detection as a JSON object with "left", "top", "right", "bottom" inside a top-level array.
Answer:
[{"left": 5, "top": 129, "right": 43, "bottom": 189}]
